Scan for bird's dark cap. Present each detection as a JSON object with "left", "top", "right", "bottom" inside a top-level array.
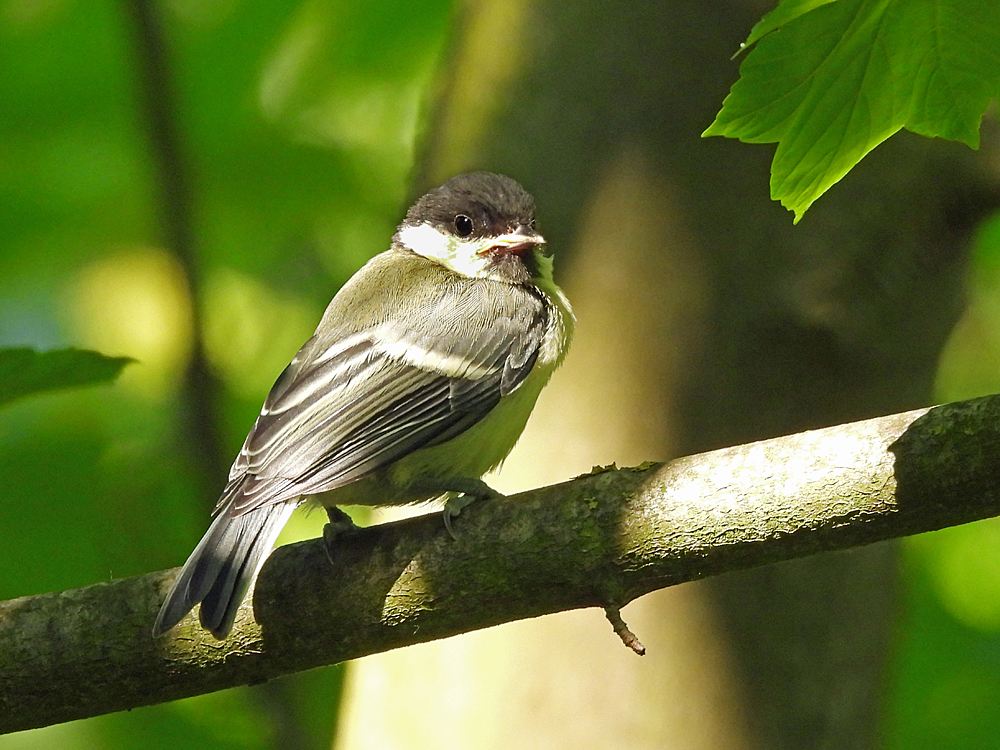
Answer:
[{"left": 405, "top": 172, "right": 537, "bottom": 239}]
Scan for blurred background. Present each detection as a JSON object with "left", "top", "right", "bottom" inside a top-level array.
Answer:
[{"left": 2, "top": 0, "right": 1000, "bottom": 748}]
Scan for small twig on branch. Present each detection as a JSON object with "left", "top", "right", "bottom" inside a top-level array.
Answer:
[
  {"left": 5, "top": 394, "right": 1000, "bottom": 734},
  {"left": 604, "top": 604, "right": 645, "bottom": 655}
]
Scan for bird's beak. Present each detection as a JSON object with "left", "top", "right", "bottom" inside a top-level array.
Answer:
[{"left": 480, "top": 226, "right": 545, "bottom": 256}]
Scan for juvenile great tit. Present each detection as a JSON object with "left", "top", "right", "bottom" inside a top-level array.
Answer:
[{"left": 153, "top": 172, "right": 574, "bottom": 639}]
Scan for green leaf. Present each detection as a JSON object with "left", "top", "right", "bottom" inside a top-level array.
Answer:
[
  {"left": 889, "top": 0, "right": 1000, "bottom": 145},
  {"left": 705, "top": 0, "right": 1000, "bottom": 222},
  {"left": 741, "top": 0, "right": 840, "bottom": 52},
  {"left": 0, "top": 348, "right": 133, "bottom": 408}
]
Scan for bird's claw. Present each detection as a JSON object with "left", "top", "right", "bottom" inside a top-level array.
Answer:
[
  {"left": 442, "top": 495, "right": 479, "bottom": 539},
  {"left": 322, "top": 506, "right": 360, "bottom": 565}
]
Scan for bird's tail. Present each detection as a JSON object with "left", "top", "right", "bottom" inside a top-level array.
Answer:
[{"left": 152, "top": 501, "right": 297, "bottom": 639}]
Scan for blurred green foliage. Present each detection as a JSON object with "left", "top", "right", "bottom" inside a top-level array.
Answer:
[
  {"left": 0, "top": 347, "right": 132, "bottom": 406},
  {"left": 887, "top": 214, "right": 1000, "bottom": 749},
  {"left": 0, "top": 0, "right": 448, "bottom": 747}
]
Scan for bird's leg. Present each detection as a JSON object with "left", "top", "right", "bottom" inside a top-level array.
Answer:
[
  {"left": 322, "top": 506, "right": 360, "bottom": 565},
  {"left": 393, "top": 477, "right": 502, "bottom": 538},
  {"left": 433, "top": 478, "right": 503, "bottom": 539}
]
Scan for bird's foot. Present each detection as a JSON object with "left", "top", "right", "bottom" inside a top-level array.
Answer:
[
  {"left": 322, "top": 506, "right": 360, "bottom": 566},
  {"left": 439, "top": 479, "right": 503, "bottom": 539}
]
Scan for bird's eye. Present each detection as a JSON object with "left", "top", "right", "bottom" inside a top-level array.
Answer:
[{"left": 454, "top": 215, "right": 474, "bottom": 237}]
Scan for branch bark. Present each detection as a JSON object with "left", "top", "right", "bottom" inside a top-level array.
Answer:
[{"left": 4, "top": 394, "right": 1000, "bottom": 734}]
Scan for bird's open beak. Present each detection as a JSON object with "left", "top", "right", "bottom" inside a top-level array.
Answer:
[{"left": 480, "top": 227, "right": 545, "bottom": 256}]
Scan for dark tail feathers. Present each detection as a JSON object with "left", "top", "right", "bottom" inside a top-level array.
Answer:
[{"left": 153, "top": 502, "right": 296, "bottom": 639}]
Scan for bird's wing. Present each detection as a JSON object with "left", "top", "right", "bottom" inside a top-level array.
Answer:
[{"left": 220, "top": 280, "right": 548, "bottom": 516}]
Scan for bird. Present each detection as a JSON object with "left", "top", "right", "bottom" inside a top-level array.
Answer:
[{"left": 153, "top": 172, "right": 574, "bottom": 639}]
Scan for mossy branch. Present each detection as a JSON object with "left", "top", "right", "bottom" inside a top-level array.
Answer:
[{"left": 4, "top": 395, "right": 1000, "bottom": 734}]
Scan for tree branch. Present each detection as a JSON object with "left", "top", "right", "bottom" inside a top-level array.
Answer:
[{"left": 5, "top": 394, "right": 1000, "bottom": 734}]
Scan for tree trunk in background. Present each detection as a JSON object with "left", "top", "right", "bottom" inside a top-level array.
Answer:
[{"left": 335, "top": 1, "right": 1000, "bottom": 748}]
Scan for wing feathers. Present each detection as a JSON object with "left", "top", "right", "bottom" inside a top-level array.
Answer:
[{"left": 224, "top": 276, "right": 549, "bottom": 517}]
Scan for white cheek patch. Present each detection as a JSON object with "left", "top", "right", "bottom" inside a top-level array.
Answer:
[{"left": 398, "top": 222, "right": 492, "bottom": 279}]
